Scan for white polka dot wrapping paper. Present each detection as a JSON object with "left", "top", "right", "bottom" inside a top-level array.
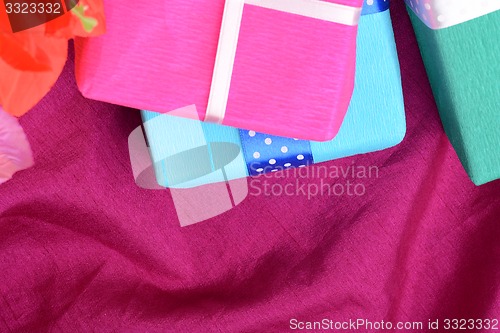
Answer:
[
  {"left": 404, "top": 0, "right": 500, "bottom": 29},
  {"left": 139, "top": 0, "right": 406, "bottom": 189}
]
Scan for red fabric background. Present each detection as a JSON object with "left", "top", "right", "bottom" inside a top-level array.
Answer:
[{"left": 1, "top": 1, "right": 499, "bottom": 332}]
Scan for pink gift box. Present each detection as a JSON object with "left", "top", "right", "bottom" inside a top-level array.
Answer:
[{"left": 75, "top": 0, "right": 363, "bottom": 141}]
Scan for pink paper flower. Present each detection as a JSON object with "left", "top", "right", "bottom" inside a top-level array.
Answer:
[{"left": 0, "top": 107, "right": 34, "bottom": 184}]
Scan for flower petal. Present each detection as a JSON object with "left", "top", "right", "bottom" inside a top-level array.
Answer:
[
  {"left": 0, "top": 31, "right": 53, "bottom": 72},
  {"left": 0, "top": 36, "right": 67, "bottom": 117},
  {"left": 45, "top": 0, "right": 106, "bottom": 38},
  {"left": 0, "top": 0, "right": 104, "bottom": 116},
  {"left": 0, "top": 107, "right": 34, "bottom": 185}
]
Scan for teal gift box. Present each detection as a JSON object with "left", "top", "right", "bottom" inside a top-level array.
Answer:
[
  {"left": 141, "top": 1, "right": 406, "bottom": 189},
  {"left": 405, "top": 0, "right": 500, "bottom": 185}
]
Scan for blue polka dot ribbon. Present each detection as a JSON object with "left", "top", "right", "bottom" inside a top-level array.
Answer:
[
  {"left": 361, "top": 0, "right": 390, "bottom": 15},
  {"left": 237, "top": 0, "right": 388, "bottom": 176},
  {"left": 238, "top": 130, "right": 314, "bottom": 176}
]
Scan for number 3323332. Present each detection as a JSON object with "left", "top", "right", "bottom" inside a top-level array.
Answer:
[{"left": 5, "top": 2, "right": 62, "bottom": 14}]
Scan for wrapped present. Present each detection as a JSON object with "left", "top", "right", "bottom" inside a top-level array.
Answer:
[
  {"left": 75, "top": 0, "right": 364, "bottom": 141},
  {"left": 405, "top": 0, "right": 500, "bottom": 185},
  {"left": 139, "top": 0, "right": 406, "bottom": 189}
]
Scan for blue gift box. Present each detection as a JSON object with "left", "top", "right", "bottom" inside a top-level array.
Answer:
[{"left": 141, "top": 0, "right": 406, "bottom": 189}]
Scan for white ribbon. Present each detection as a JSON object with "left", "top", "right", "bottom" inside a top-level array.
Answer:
[
  {"left": 405, "top": 0, "right": 500, "bottom": 30},
  {"left": 204, "top": 0, "right": 362, "bottom": 124}
]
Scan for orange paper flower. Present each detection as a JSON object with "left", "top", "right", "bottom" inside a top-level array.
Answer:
[{"left": 0, "top": 0, "right": 105, "bottom": 117}]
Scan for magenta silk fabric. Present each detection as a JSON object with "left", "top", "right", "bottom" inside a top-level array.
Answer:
[{"left": 1, "top": 2, "right": 499, "bottom": 332}]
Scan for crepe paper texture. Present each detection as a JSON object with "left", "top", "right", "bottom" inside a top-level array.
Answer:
[
  {"left": 2, "top": 1, "right": 500, "bottom": 330},
  {"left": 407, "top": 7, "right": 500, "bottom": 185},
  {"left": 75, "top": 0, "right": 363, "bottom": 142},
  {"left": 140, "top": 6, "right": 406, "bottom": 189},
  {"left": 0, "top": 107, "right": 33, "bottom": 184},
  {"left": 0, "top": 0, "right": 105, "bottom": 117}
]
